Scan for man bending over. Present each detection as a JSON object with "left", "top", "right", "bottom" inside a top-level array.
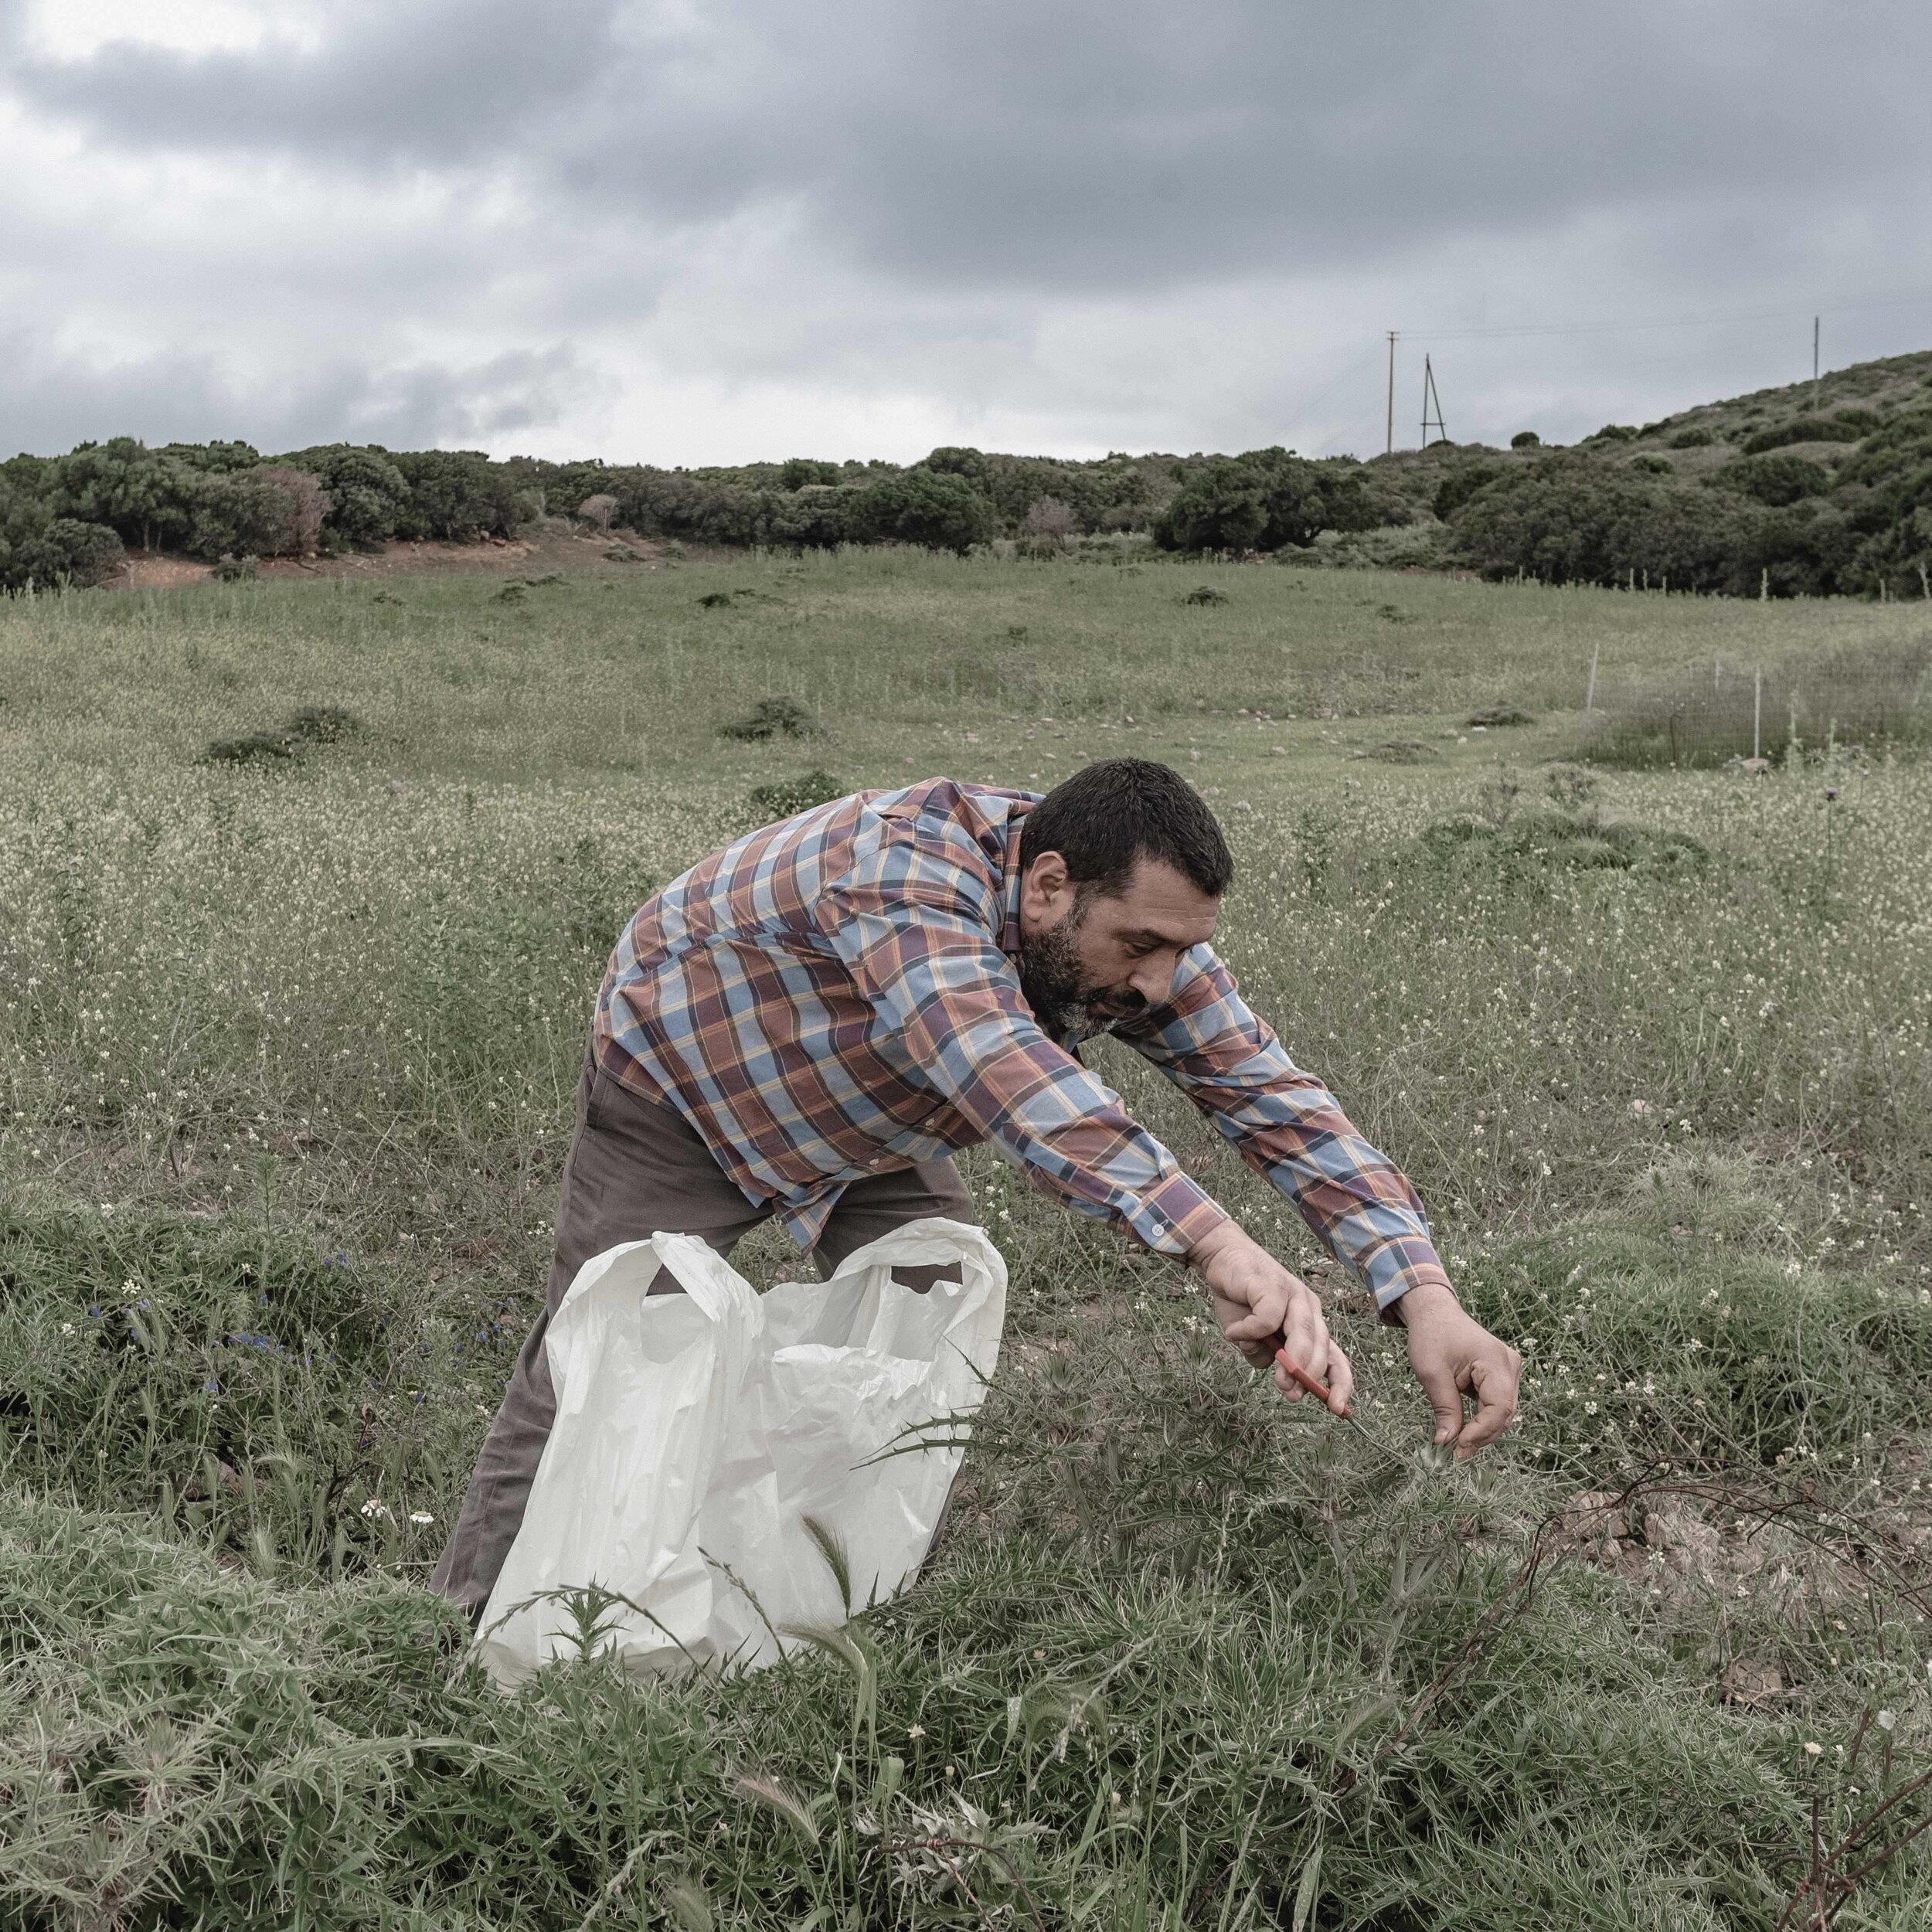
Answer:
[{"left": 434, "top": 759, "right": 1520, "bottom": 1617}]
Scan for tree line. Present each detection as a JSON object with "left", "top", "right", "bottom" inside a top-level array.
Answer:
[{"left": 5, "top": 359, "right": 1929, "bottom": 597}]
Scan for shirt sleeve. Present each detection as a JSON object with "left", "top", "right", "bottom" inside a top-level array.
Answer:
[
  {"left": 818, "top": 839, "right": 1232, "bottom": 1257},
  {"left": 1117, "top": 947, "right": 1452, "bottom": 1313}
]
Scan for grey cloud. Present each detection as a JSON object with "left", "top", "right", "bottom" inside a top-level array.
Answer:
[
  {"left": 0, "top": 335, "right": 594, "bottom": 457},
  {"left": 12, "top": 0, "right": 1932, "bottom": 297},
  {"left": 8, "top": 0, "right": 628, "bottom": 170}
]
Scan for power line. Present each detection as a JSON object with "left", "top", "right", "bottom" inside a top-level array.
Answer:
[{"left": 1397, "top": 282, "right": 1932, "bottom": 343}]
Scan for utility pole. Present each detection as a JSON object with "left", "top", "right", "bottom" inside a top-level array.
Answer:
[
  {"left": 1812, "top": 315, "right": 1821, "bottom": 411},
  {"left": 1420, "top": 354, "right": 1447, "bottom": 446},
  {"left": 1385, "top": 332, "right": 1398, "bottom": 454}
]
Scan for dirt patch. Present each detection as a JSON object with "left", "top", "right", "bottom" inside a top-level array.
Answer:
[
  {"left": 124, "top": 556, "right": 215, "bottom": 590},
  {"left": 111, "top": 527, "right": 679, "bottom": 592}
]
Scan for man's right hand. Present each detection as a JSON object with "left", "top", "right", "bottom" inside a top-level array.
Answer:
[{"left": 1189, "top": 1221, "right": 1354, "bottom": 1416}]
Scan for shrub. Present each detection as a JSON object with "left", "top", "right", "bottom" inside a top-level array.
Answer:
[
  {"left": 388, "top": 449, "right": 532, "bottom": 541},
  {"left": 1587, "top": 423, "right": 1638, "bottom": 443},
  {"left": 191, "top": 466, "right": 328, "bottom": 560},
  {"left": 767, "top": 485, "right": 860, "bottom": 550},
  {"left": 1629, "top": 454, "right": 1673, "bottom": 477},
  {"left": 576, "top": 493, "right": 619, "bottom": 531},
  {"left": 847, "top": 469, "right": 993, "bottom": 553},
  {"left": 284, "top": 706, "right": 362, "bottom": 744},
  {"left": 279, "top": 446, "right": 410, "bottom": 549},
  {"left": 720, "top": 696, "right": 818, "bottom": 742},
  {"left": 1468, "top": 703, "right": 1534, "bottom": 726},
  {"left": 202, "top": 730, "right": 297, "bottom": 766},
  {"left": 1668, "top": 427, "right": 1715, "bottom": 448},
  {"left": 0, "top": 478, "right": 128, "bottom": 590},
  {"left": 1741, "top": 417, "right": 1866, "bottom": 455},
  {"left": 1182, "top": 584, "right": 1229, "bottom": 605},
  {"left": 747, "top": 767, "right": 847, "bottom": 821},
  {"left": 779, "top": 457, "right": 842, "bottom": 490},
  {"left": 1706, "top": 452, "right": 1832, "bottom": 507},
  {"left": 1432, "top": 460, "right": 1505, "bottom": 521},
  {"left": 1155, "top": 447, "right": 1381, "bottom": 553},
  {"left": 212, "top": 553, "right": 257, "bottom": 582},
  {"left": 1421, "top": 807, "right": 1706, "bottom": 873},
  {"left": 45, "top": 437, "right": 200, "bottom": 552},
  {"left": 1447, "top": 459, "right": 1761, "bottom": 592},
  {"left": 22, "top": 516, "right": 127, "bottom": 590},
  {"left": 1510, "top": 430, "right": 1541, "bottom": 449},
  {"left": 1020, "top": 495, "right": 1077, "bottom": 545}
]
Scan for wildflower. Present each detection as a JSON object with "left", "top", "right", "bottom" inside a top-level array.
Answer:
[
  {"left": 1584, "top": 1401, "right": 1598, "bottom": 1416},
  {"left": 907, "top": 1724, "right": 926, "bottom": 1739},
  {"left": 1630, "top": 1099, "right": 1651, "bottom": 1117},
  {"left": 409, "top": 1509, "right": 435, "bottom": 1525},
  {"left": 61, "top": 1321, "right": 75, "bottom": 1335},
  {"left": 359, "top": 1498, "right": 390, "bottom": 1520},
  {"left": 203, "top": 1376, "right": 219, "bottom": 1394},
  {"left": 1876, "top": 1710, "right": 1896, "bottom": 1732},
  {"left": 1804, "top": 1741, "right": 1823, "bottom": 1757}
]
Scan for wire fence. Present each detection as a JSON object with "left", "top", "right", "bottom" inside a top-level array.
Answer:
[{"left": 1583, "top": 636, "right": 1932, "bottom": 768}]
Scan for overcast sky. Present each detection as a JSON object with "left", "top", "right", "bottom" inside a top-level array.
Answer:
[{"left": 5, "top": 0, "right": 1932, "bottom": 466}]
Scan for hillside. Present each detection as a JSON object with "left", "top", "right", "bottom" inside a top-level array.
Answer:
[{"left": 3, "top": 349, "right": 1930, "bottom": 598}]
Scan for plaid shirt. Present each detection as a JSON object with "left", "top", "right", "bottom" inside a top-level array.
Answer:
[{"left": 595, "top": 777, "right": 1450, "bottom": 1310}]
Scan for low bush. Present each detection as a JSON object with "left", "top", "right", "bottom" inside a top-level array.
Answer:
[
  {"left": 1706, "top": 452, "right": 1832, "bottom": 507},
  {"left": 200, "top": 705, "right": 364, "bottom": 767},
  {"left": 1510, "top": 430, "right": 1541, "bottom": 448},
  {"left": 1422, "top": 806, "right": 1708, "bottom": 874},
  {"left": 201, "top": 730, "right": 298, "bottom": 766},
  {"left": 284, "top": 705, "right": 362, "bottom": 744},
  {"left": 1668, "top": 426, "right": 1715, "bottom": 448},
  {"left": 1468, "top": 702, "right": 1534, "bottom": 726},
  {"left": 1741, "top": 417, "right": 1868, "bottom": 455},
  {"left": 1182, "top": 584, "right": 1229, "bottom": 605},
  {"left": 721, "top": 696, "right": 818, "bottom": 742}
]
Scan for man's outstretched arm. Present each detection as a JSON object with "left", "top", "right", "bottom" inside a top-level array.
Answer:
[{"left": 1123, "top": 951, "right": 1520, "bottom": 1456}]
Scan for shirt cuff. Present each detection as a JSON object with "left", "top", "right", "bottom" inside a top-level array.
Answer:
[
  {"left": 1372, "top": 1257, "right": 1454, "bottom": 1323},
  {"left": 1129, "top": 1173, "right": 1232, "bottom": 1258}
]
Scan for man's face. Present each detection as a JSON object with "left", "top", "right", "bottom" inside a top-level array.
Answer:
[{"left": 1016, "top": 853, "right": 1220, "bottom": 1039}]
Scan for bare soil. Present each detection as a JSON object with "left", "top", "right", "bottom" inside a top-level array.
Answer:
[{"left": 117, "top": 524, "right": 676, "bottom": 591}]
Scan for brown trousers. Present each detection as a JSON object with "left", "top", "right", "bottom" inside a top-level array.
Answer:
[{"left": 430, "top": 1046, "right": 977, "bottom": 1617}]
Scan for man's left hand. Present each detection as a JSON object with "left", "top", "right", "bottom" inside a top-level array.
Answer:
[{"left": 1394, "top": 1282, "right": 1521, "bottom": 1459}]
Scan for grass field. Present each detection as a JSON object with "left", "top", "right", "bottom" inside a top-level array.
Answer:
[{"left": 3, "top": 552, "right": 1930, "bottom": 1929}]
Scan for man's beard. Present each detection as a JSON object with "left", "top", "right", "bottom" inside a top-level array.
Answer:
[{"left": 1018, "top": 899, "right": 1145, "bottom": 1043}]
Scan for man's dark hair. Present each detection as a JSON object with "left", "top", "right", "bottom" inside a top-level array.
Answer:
[{"left": 1019, "top": 757, "right": 1234, "bottom": 897}]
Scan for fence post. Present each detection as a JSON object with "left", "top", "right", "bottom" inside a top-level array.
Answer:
[
  {"left": 1753, "top": 665, "right": 1763, "bottom": 762},
  {"left": 1586, "top": 642, "right": 1600, "bottom": 713},
  {"left": 1760, "top": 568, "right": 1769, "bottom": 603}
]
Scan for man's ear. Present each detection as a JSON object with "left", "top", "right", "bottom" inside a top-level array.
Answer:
[{"left": 1020, "top": 850, "right": 1073, "bottom": 920}]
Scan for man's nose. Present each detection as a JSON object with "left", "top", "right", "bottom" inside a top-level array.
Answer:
[{"left": 1126, "top": 957, "right": 1172, "bottom": 1003}]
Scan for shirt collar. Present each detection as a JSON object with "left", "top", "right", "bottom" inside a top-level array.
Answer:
[{"left": 998, "top": 809, "right": 1026, "bottom": 958}]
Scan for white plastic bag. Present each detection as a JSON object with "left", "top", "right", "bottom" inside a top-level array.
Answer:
[{"left": 475, "top": 1216, "right": 1005, "bottom": 1685}]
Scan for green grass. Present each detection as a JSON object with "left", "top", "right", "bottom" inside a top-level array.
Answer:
[{"left": 2, "top": 552, "right": 1930, "bottom": 1927}]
